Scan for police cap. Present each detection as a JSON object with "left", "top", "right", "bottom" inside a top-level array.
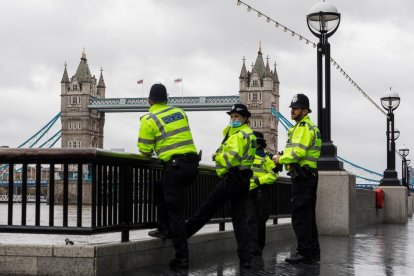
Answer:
[
  {"left": 289, "top": 94, "right": 312, "bottom": 113},
  {"left": 149, "top": 83, "right": 168, "bottom": 102},
  {"left": 226, "top": 103, "right": 251, "bottom": 118}
]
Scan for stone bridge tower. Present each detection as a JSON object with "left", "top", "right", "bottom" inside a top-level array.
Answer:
[
  {"left": 60, "top": 50, "right": 105, "bottom": 148},
  {"left": 239, "top": 44, "right": 280, "bottom": 153}
]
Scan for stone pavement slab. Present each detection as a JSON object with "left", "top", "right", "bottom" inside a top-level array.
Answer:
[{"left": 130, "top": 218, "right": 414, "bottom": 275}]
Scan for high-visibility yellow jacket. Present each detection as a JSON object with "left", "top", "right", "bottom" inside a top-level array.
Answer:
[
  {"left": 214, "top": 124, "right": 256, "bottom": 177},
  {"left": 137, "top": 103, "right": 197, "bottom": 162},
  {"left": 279, "top": 115, "right": 321, "bottom": 169},
  {"left": 250, "top": 151, "right": 278, "bottom": 190}
]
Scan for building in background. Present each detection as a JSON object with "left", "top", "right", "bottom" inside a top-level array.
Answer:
[
  {"left": 239, "top": 44, "right": 280, "bottom": 153},
  {"left": 60, "top": 49, "right": 106, "bottom": 148}
]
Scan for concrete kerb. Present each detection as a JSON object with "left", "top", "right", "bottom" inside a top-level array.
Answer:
[{"left": 0, "top": 223, "right": 294, "bottom": 276}]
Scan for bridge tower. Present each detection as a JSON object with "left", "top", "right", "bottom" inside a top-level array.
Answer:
[
  {"left": 60, "top": 50, "right": 105, "bottom": 148},
  {"left": 239, "top": 44, "right": 280, "bottom": 153}
]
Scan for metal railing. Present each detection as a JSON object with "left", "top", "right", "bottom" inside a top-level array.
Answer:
[{"left": 0, "top": 148, "right": 291, "bottom": 241}]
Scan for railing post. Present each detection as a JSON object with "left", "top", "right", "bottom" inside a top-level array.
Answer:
[
  {"left": 8, "top": 163, "right": 14, "bottom": 226},
  {"left": 63, "top": 163, "right": 68, "bottom": 227},
  {"left": 77, "top": 163, "right": 83, "bottom": 227},
  {"left": 219, "top": 221, "right": 225, "bottom": 231},
  {"left": 120, "top": 165, "right": 133, "bottom": 242}
]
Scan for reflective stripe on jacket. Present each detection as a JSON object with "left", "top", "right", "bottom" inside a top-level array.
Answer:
[
  {"left": 279, "top": 115, "right": 321, "bottom": 169},
  {"left": 137, "top": 103, "right": 197, "bottom": 162},
  {"left": 250, "top": 153, "right": 278, "bottom": 190},
  {"left": 214, "top": 124, "right": 256, "bottom": 177}
]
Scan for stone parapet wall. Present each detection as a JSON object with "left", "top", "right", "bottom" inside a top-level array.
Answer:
[
  {"left": 0, "top": 223, "right": 294, "bottom": 275},
  {"left": 355, "top": 189, "right": 383, "bottom": 228}
]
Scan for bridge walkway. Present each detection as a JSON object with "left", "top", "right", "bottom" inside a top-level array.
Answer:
[{"left": 131, "top": 217, "right": 414, "bottom": 275}]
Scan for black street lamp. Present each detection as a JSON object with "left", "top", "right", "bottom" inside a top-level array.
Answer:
[
  {"left": 398, "top": 147, "right": 409, "bottom": 187},
  {"left": 307, "top": 2, "right": 343, "bottom": 170},
  {"left": 379, "top": 91, "right": 401, "bottom": 186}
]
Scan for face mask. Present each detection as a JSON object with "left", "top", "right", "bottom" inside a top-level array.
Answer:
[{"left": 230, "top": 120, "right": 242, "bottom": 128}]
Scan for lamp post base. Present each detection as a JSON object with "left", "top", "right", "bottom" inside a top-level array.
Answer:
[
  {"left": 318, "top": 141, "right": 344, "bottom": 170},
  {"left": 379, "top": 169, "right": 400, "bottom": 186}
]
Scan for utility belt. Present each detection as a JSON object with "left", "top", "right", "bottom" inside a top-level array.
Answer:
[
  {"left": 226, "top": 166, "right": 253, "bottom": 179},
  {"left": 162, "top": 153, "right": 200, "bottom": 169},
  {"left": 168, "top": 153, "right": 200, "bottom": 163},
  {"left": 288, "top": 164, "right": 317, "bottom": 180}
]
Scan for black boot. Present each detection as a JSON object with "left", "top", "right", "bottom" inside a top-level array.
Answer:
[
  {"left": 148, "top": 229, "right": 171, "bottom": 240},
  {"left": 285, "top": 253, "right": 314, "bottom": 264},
  {"left": 170, "top": 258, "right": 189, "bottom": 269}
]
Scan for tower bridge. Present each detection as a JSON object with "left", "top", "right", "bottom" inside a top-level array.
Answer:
[{"left": 61, "top": 46, "right": 280, "bottom": 152}]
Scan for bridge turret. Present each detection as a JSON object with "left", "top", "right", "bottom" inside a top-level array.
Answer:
[
  {"left": 239, "top": 57, "right": 248, "bottom": 90},
  {"left": 97, "top": 68, "right": 106, "bottom": 98},
  {"left": 262, "top": 56, "right": 272, "bottom": 90},
  {"left": 60, "top": 49, "right": 105, "bottom": 149},
  {"left": 273, "top": 62, "right": 280, "bottom": 93},
  {"left": 239, "top": 43, "right": 279, "bottom": 153},
  {"left": 60, "top": 62, "right": 70, "bottom": 95}
]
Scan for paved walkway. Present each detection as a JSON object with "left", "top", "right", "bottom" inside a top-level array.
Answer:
[{"left": 130, "top": 217, "right": 414, "bottom": 275}]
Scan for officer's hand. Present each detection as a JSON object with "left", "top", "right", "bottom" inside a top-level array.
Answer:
[
  {"left": 139, "top": 151, "right": 153, "bottom": 158},
  {"left": 212, "top": 153, "right": 217, "bottom": 161},
  {"left": 272, "top": 154, "right": 280, "bottom": 164}
]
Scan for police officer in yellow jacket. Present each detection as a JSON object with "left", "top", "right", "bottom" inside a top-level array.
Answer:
[
  {"left": 247, "top": 131, "right": 278, "bottom": 257},
  {"left": 138, "top": 83, "right": 199, "bottom": 269},
  {"left": 185, "top": 103, "right": 256, "bottom": 269},
  {"left": 273, "top": 94, "right": 321, "bottom": 264}
]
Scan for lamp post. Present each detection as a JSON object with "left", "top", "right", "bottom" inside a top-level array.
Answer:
[
  {"left": 307, "top": 1, "right": 343, "bottom": 170},
  {"left": 406, "top": 160, "right": 411, "bottom": 189},
  {"left": 379, "top": 91, "right": 400, "bottom": 186},
  {"left": 398, "top": 147, "right": 409, "bottom": 187}
]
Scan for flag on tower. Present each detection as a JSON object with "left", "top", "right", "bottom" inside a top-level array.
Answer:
[
  {"left": 174, "top": 78, "right": 183, "bottom": 83},
  {"left": 137, "top": 79, "right": 143, "bottom": 84}
]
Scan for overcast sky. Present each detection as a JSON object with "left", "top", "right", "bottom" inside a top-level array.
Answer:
[{"left": 1, "top": 0, "right": 413, "bottom": 181}]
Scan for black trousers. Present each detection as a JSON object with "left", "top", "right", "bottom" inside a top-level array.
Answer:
[
  {"left": 186, "top": 169, "right": 252, "bottom": 263},
  {"left": 247, "top": 185, "right": 272, "bottom": 252},
  {"left": 291, "top": 171, "right": 320, "bottom": 257},
  {"left": 155, "top": 157, "right": 199, "bottom": 259}
]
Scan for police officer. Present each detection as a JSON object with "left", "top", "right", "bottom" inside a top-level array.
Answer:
[
  {"left": 273, "top": 94, "right": 321, "bottom": 264},
  {"left": 138, "top": 83, "right": 199, "bottom": 269},
  {"left": 185, "top": 103, "right": 256, "bottom": 269},
  {"left": 247, "top": 131, "right": 278, "bottom": 257}
]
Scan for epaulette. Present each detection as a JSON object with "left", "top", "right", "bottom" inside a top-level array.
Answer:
[{"left": 299, "top": 122, "right": 306, "bottom": 126}]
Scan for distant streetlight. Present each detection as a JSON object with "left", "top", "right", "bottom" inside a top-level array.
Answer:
[
  {"left": 399, "top": 148, "right": 409, "bottom": 187},
  {"left": 404, "top": 158, "right": 411, "bottom": 189},
  {"left": 379, "top": 90, "right": 400, "bottom": 186},
  {"left": 307, "top": 1, "right": 342, "bottom": 170}
]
